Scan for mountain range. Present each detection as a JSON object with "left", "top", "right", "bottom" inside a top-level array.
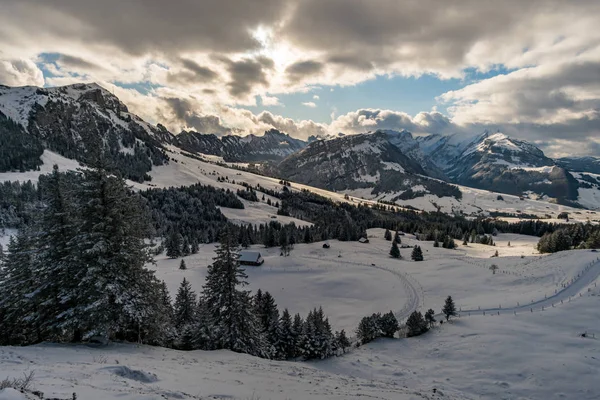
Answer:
[{"left": 1, "top": 82, "right": 599, "bottom": 210}]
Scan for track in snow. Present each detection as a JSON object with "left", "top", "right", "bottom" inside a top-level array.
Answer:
[
  {"left": 462, "top": 257, "right": 600, "bottom": 315},
  {"left": 298, "top": 254, "right": 423, "bottom": 322}
]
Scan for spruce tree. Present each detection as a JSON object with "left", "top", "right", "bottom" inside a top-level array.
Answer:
[
  {"left": 68, "top": 165, "right": 159, "bottom": 342},
  {"left": 292, "top": 313, "right": 304, "bottom": 358},
  {"left": 411, "top": 245, "right": 424, "bottom": 261},
  {"left": 390, "top": 241, "right": 401, "bottom": 258},
  {"left": 425, "top": 309, "right": 436, "bottom": 328},
  {"left": 36, "top": 165, "right": 78, "bottom": 340},
  {"left": 202, "top": 227, "right": 268, "bottom": 357},
  {"left": 384, "top": 229, "right": 392, "bottom": 241},
  {"left": 379, "top": 311, "right": 399, "bottom": 338},
  {"left": 0, "top": 230, "right": 39, "bottom": 344},
  {"left": 180, "top": 259, "right": 187, "bottom": 270},
  {"left": 442, "top": 296, "right": 457, "bottom": 321},
  {"left": 406, "top": 311, "right": 427, "bottom": 337},
  {"left": 394, "top": 231, "right": 401, "bottom": 244},
  {"left": 174, "top": 278, "right": 197, "bottom": 329},
  {"left": 356, "top": 313, "right": 381, "bottom": 344},
  {"left": 165, "top": 230, "right": 182, "bottom": 258},
  {"left": 279, "top": 309, "right": 295, "bottom": 359},
  {"left": 335, "top": 329, "right": 351, "bottom": 353}
]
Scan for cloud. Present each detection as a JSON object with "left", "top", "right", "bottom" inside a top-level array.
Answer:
[
  {"left": 224, "top": 56, "right": 274, "bottom": 98},
  {"left": 302, "top": 101, "right": 317, "bottom": 108},
  {"left": 57, "top": 54, "right": 104, "bottom": 71},
  {"left": 0, "top": 58, "right": 44, "bottom": 86},
  {"left": 166, "top": 58, "right": 218, "bottom": 85},
  {"left": 285, "top": 60, "right": 324, "bottom": 83},
  {"left": 261, "top": 94, "right": 282, "bottom": 106},
  {"left": 1, "top": 0, "right": 288, "bottom": 56},
  {"left": 313, "top": 95, "right": 319, "bottom": 100}
]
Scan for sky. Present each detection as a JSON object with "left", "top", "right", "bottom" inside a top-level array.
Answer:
[{"left": 0, "top": 0, "right": 599, "bottom": 157}]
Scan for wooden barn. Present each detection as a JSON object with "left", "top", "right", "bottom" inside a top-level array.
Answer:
[{"left": 239, "top": 250, "right": 264, "bottom": 266}]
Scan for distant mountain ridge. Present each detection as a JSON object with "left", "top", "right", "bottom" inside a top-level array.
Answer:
[
  {"left": 176, "top": 128, "right": 307, "bottom": 162},
  {"left": 0, "top": 82, "right": 598, "bottom": 209}
]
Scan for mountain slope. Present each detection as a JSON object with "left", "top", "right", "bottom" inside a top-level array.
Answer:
[
  {"left": 557, "top": 156, "right": 600, "bottom": 175},
  {"left": 176, "top": 128, "right": 307, "bottom": 162},
  {"left": 0, "top": 83, "right": 173, "bottom": 181},
  {"left": 277, "top": 131, "right": 462, "bottom": 200},
  {"left": 420, "top": 131, "right": 580, "bottom": 205}
]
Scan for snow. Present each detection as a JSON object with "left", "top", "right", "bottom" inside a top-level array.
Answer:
[
  {"left": 218, "top": 199, "right": 311, "bottom": 227},
  {"left": 0, "top": 388, "right": 28, "bottom": 400},
  {"left": 2, "top": 228, "right": 599, "bottom": 399},
  {"left": 0, "top": 150, "right": 81, "bottom": 184}
]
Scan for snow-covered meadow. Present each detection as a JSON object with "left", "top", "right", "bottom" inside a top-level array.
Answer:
[{"left": 1, "top": 229, "right": 598, "bottom": 399}]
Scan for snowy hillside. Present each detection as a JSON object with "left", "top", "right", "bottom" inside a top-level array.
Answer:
[{"left": 2, "top": 229, "right": 599, "bottom": 399}]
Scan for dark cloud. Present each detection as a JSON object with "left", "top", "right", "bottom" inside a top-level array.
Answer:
[
  {"left": 225, "top": 56, "right": 274, "bottom": 97},
  {"left": 57, "top": 54, "right": 103, "bottom": 71},
  {"left": 164, "top": 97, "right": 232, "bottom": 135},
  {"left": 167, "top": 58, "right": 217, "bottom": 85},
  {"left": 5, "top": 0, "right": 288, "bottom": 55},
  {"left": 285, "top": 60, "right": 324, "bottom": 83}
]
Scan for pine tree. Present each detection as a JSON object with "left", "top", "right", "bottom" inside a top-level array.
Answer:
[
  {"left": 174, "top": 278, "right": 196, "bottom": 329},
  {"left": 394, "top": 231, "right": 401, "bottom": 244},
  {"left": 181, "top": 236, "right": 191, "bottom": 256},
  {"left": 411, "top": 245, "right": 424, "bottom": 261},
  {"left": 356, "top": 313, "right": 381, "bottom": 344},
  {"left": 67, "top": 165, "right": 159, "bottom": 342},
  {"left": 36, "top": 165, "right": 78, "bottom": 340},
  {"left": 0, "top": 230, "right": 39, "bottom": 344},
  {"left": 335, "top": 329, "right": 351, "bottom": 354},
  {"left": 256, "top": 291, "right": 282, "bottom": 358},
  {"left": 390, "top": 240, "right": 401, "bottom": 258},
  {"left": 292, "top": 313, "right": 304, "bottom": 358},
  {"left": 190, "top": 238, "right": 199, "bottom": 254},
  {"left": 180, "top": 259, "right": 187, "bottom": 270},
  {"left": 279, "top": 309, "right": 295, "bottom": 359},
  {"left": 424, "top": 309, "right": 436, "bottom": 328},
  {"left": 406, "top": 311, "right": 427, "bottom": 337},
  {"left": 202, "top": 228, "right": 268, "bottom": 357},
  {"left": 379, "top": 311, "right": 399, "bottom": 338},
  {"left": 433, "top": 238, "right": 439, "bottom": 247},
  {"left": 165, "top": 230, "right": 182, "bottom": 258},
  {"left": 384, "top": 229, "right": 392, "bottom": 241},
  {"left": 442, "top": 295, "right": 457, "bottom": 321}
]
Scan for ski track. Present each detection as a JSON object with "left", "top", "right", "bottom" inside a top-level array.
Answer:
[
  {"left": 298, "top": 254, "right": 423, "bottom": 322},
  {"left": 461, "top": 257, "right": 600, "bottom": 315}
]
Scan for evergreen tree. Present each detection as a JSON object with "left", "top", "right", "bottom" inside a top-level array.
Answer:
[
  {"left": 406, "top": 311, "right": 427, "bottom": 337},
  {"left": 181, "top": 236, "right": 191, "bottom": 256},
  {"left": 433, "top": 238, "right": 439, "bottom": 247},
  {"left": 190, "top": 238, "right": 199, "bottom": 254},
  {"left": 292, "top": 313, "right": 304, "bottom": 358},
  {"left": 0, "top": 230, "right": 39, "bottom": 344},
  {"left": 335, "top": 329, "right": 351, "bottom": 353},
  {"left": 35, "top": 165, "right": 78, "bottom": 340},
  {"left": 174, "top": 278, "right": 196, "bottom": 329},
  {"left": 68, "top": 165, "right": 160, "bottom": 342},
  {"left": 256, "top": 291, "right": 282, "bottom": 358},
  {"left": 202, "top": 228, "right": 268, "bottom": 357},
  {"left": 379, "top": 311, "right": 399, "bottom": 338},
  {"left": 390, "top": 240, "right": 401, "bottom": 258},
  {"left": 165, "top": 230, "right": 182, "bottom": 258},
  {"left": 411, "top": 245, "right": 424, "bottom": 261},
  {"left": 384, "top": 229, "right": 392, "bottom": 241},
  {"left": 424, "top": 309, "right": 436, "bottom": 328},
  {"left": 180, "top": 259, "right": 187, "bottom": 270},
  {"left": 356, "top": 313, "right": 381, "bottom": 344},
  {"left": 394, "top": 231, "right": 401, "bottom": 244},
  {"left": 442, "top": 296, "right": 457, "bottom": 321},
  {"left": 279, "top": 309, "right": 295, "bottom": 359}
]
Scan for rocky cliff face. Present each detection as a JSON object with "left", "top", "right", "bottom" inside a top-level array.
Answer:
[{"left": 0, "top": 83, "right": 173, "bottom": 181}]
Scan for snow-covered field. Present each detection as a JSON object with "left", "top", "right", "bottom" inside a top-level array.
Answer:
[
  {"left": 1, "top": 247, "right": 598, "bottom": 399},
  {"left": 2, "top": 225, "right": 600, "bottom": 399}
]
